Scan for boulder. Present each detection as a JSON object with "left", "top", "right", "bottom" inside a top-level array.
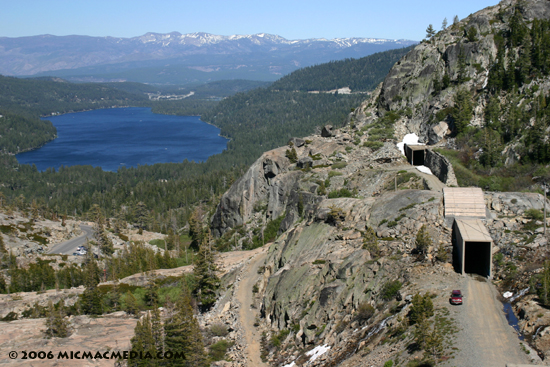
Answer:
[
  {"left": 321, "top": 125, "right": 333, "bottom": 137},
  {"left": 297, "top": 157, "right": 313, "bottom": 169},
  {"left": 288, "top": 137, "right": 306, "bottom": 147}
]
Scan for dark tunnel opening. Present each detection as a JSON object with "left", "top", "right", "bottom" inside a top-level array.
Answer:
[
  {"left": 464, "top": 241, "right": 491, "bottom": 277},
  {"left": 412, "top": 149, "right": 425, "bottom": 166}
]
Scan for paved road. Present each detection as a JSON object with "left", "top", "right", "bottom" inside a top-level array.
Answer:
[
  {"left": 442, "top": 275, "right": 531, "bottom": 367},
  {"left": 47, "top": 224, "right": 94, "bottom": 255}
]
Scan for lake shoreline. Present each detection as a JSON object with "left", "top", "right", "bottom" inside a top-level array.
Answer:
[{"left": 18, "top": 107, "right": 228, "bottom": 172}]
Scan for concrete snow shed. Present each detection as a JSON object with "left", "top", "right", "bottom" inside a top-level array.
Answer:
[
  {"left": 453, "top": 219, "right": 493, "bottom": 278},
  {"left": 443, "top": 187, "right": 487, "bottom": 219},
  {"left": 404, "top": 144, "right": 428, "bottom": 166}
]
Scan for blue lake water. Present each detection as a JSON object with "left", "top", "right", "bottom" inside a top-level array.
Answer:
[{"left": 16, "top": 107, "right": 228, "bottom": 171}]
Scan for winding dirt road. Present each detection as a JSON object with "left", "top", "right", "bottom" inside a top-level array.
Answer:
[{"left": 236, "top": 250, "right": 269, "bottom": 367}]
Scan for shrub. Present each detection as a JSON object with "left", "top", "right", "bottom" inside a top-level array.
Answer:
[
  {"left": 328, "top": 188, "right": 354, "bottom": 199},
  {"left": 331, "top": 162, "right": 348, "bottom": 169},
  {"left": 1, "top": 312, "right": 18, "bottom": 322},
  {"left": 335, "top": 320, "right": 349, "bottom": 333},
  {"left": 263, "top": 214, "right": 285, "bottom": 243},
  {"left": 326, "top": 206, "right": 346, "bottom": 226},
  {"left": 270, "top": 329, "right": 290, "bottom": 348},
  {"left": 435, "top": 243, "right": 448, "bottom": 262},
  {"left": 328, "top": 170, "right": 343, "bottom": 178},
  {"left": 285, "top": 148, "right": 298, "bottom": 163},
  {"left": 356, "top": 302, "right": 375, "bottom": 322},
  {"left": 525, "top": 208, "right": 544, "bottom": 221},
  {"left": 493, "top": 252, "right": 504, "bottom": 267},
  {"left": 209, "top": 339, "right": 233, "bottom": 361},
  {"left": 381, "top": 280, "right": 402, "bottom": 301},
  {"left": 362, "top": 227, "right": 379, "bottom": 256}
]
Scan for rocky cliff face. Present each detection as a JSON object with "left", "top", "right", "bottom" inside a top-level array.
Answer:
[{"left": 354, "top": 0, "right": 550, "bottom": 150}]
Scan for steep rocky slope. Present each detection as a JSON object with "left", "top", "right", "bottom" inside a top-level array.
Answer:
[
  {"left": 208, "top": 114, "right": 549, "bottom": 365},
  {"left": 361, "top": 0, "right": 550, "bottom": 148},
  {"left": 208, "top": 0, "right": 550, "bottom": 365}
]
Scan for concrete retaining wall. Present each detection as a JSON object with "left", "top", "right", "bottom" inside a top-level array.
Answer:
[{"left": 425, "top": 149, "right": 458, "bottom": 187}]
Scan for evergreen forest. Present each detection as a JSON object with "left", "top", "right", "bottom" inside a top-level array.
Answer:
[{"left": 0, "top": 46, "right": 412, "bottom": 231}]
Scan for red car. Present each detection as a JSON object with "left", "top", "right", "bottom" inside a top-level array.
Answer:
[{"left": 450, "top": 290, "right": 463, "bottom": 305}]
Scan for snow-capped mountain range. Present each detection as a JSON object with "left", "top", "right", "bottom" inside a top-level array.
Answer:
[{"left": 0, "top": 32, "right": 417, "bottom": 84}]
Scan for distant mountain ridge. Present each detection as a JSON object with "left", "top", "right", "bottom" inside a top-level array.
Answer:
[{"left": 0, "top": 32, "right": 417, "bottom": 84}]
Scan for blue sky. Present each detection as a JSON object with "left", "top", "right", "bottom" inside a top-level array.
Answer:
[{"left": 2, "top": 0, "right": 499, "bottom": 41}]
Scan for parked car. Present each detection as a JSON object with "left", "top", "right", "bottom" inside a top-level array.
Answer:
[
  {"left": 450, "top": 290, "right": 463, "bottom": 305},
  {"left": 72, "top": 252, "right": 81, "bottom": 256}
]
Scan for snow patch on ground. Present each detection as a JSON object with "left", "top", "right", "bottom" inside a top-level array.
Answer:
[
  {"left": 503, "top": 291, "right": 513, "bottom": 299},
  {"left": 282, "top": 362, "right": 296, "bottom": 367},
  {"left": 397, "top": 133, "right": 420, "bottom": 155},
  {"left": 306, "top": 344, "right": 331, "bottom": 362},
  {"left": 416, "top": 165, "right": 433, "bottom": 175}
]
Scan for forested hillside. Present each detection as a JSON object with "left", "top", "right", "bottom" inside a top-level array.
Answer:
[
  {"left": 0, "top": 46, "right": 410, "bottom": 230},
  {"left": 201, "top": 47, "right": 414, "bottom": 163},
  {"left": 271, "top": 45, "right": 415, "bottom": 92},
  {"left": 0, "top": 75, "right": 147, "bottom": 117},
  {"left": 0, "top": 113, "right": 56, "bottom": 153}
]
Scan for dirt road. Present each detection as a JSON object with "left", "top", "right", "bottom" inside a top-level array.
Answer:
[
  {"left": 443, "top": 275, "right": 531, "bottom": 367},
  {"left": 235, "top": 250, "right": 269, "bottom": 367}
]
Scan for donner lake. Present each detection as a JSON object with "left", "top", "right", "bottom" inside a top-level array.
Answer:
[{"left": 16, "top": 107, "right": 228, "bottom": 171}]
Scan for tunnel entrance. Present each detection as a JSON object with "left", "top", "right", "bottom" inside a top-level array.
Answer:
[
  {"left": 404, "top": 144, "right": 428, "bottom": 166},
  {"left": 464, "top": 241, "right": 492, "bottom": 277},
  {"left": 452, "top": 219, "right": 493, "bottom": 279}
]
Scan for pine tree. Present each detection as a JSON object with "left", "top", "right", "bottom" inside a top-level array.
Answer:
[
  {"left": 188, "top": 207, "right": 203, "bottom": 250},
  {"left": 453, "top": 15, "right": 459, "bottom": 26},
  {"left": 83, "top": 255, "right": 101, "bottom": 288},
  {"left": 125, "top": 290, "right": 140, "bottom": 317},
  {"left": 451, "top": 88, "right": 473, "bottom": 134},
  {"left": 81, "top": 287, "right": 102, "bottom": 315},
  {"left": 0, "top": 233, "right": 6, "bottom": 254},
  {"left": 484, "top": 95, "right": 501, "bottom": 131},
  {"left": 479, "top": 128, "right": 503, "bottom": 167},
  {"left": 415, "top": 225, "right": 432, "bottom": 256},
  {"left": 164, "top": 290, "right": 207, "bottom": 366},
  {"left": 81, "top": 256, "right": 102, "bottom": 315},
  {"left": 457, "top": 47, "right": 468, "bottom": 83},
  {"left": 192, "top": 229, "right": 220, "bottom": 312},
  {"left": 0, "top": 273, "right": 7, "bottom": 294},
  {"left": 134, "top": 202, "right": 149, "bottom": 233},
  {"left": 113, "top": 209, "right": 126, "bottom": 234},
  {"left": 130, "top": 313, "right": 158, "bottom": 367},
  {"left": 90, "top": 204, "right": 114, "bottom": 255},
  {"left": 409, "top": 293, "right": 434, "bottom": 325},
  {"left": 45, "top": 300, "right": 71, "bottom": 338},
  {"left": 424, "top": 321, "right": 445, "bottom": 362},
  {"left": 144, "top": 278, "right": 159, "bottom": 307},
  {"left": 426, "top": 24, "right": 436, "bottom": 39}
]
